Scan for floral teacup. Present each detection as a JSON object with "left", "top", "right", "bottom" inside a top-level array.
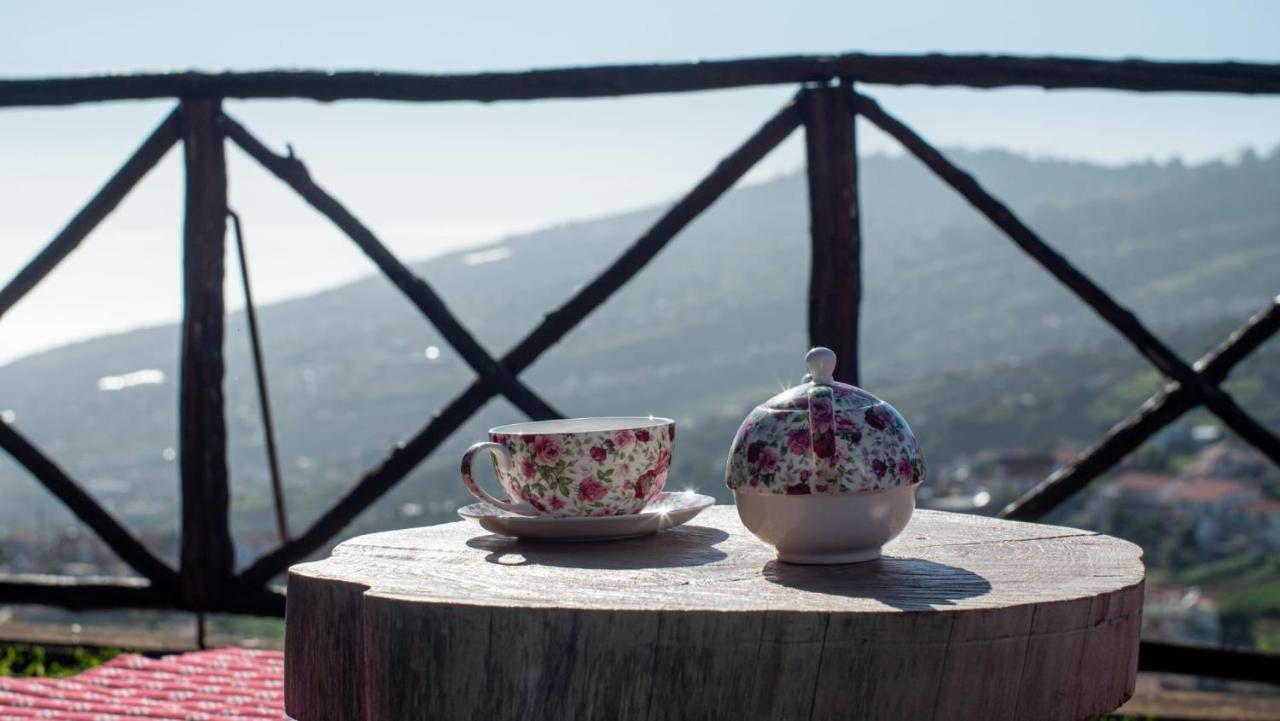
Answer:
[{"left": 460, "top": 417, "right": 675, "bottom": 517}]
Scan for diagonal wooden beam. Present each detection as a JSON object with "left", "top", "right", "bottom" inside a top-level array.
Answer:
[
  {"left": 236, "top": 98, "right": 801, "bottom": 587},
  {"left": 492, "top": 99, "right": 801, "bottom": 376},
  {"left": 218, "top": 112, "right": 562, "bottom": 423},
  {"left": 852, "top": 90, "right": 1280, "bottom": 466},
  {"left": 0, "top": 421, "right": 177, "bottom": 586},
  {"left": 1002, "top": 296, "right": 1280, "bottom": 521},
  {"left": 0, "top": 106, "right": 181, "bottom": 321}
]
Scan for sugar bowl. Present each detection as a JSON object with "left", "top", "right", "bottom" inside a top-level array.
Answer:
[{"left": 726, "top": 347, "right": 925, "bottom": 563}]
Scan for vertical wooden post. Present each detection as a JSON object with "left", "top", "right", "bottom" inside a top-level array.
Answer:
[
  {"left": 178, "top": 98, "right": 234, "bottom": 610},
  {"left": 801, "top": 82, "right": 862, "bottom": 384}
]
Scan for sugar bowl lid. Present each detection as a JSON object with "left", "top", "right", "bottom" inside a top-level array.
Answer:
[{"left": 725, "top": 348, "right": 925, "bottom": 494}]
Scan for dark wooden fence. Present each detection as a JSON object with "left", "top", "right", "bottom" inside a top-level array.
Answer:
[{"left": 2, "top": 52, "right": 1279, "bottom": 682}]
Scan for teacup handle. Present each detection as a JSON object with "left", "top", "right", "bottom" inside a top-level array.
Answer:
[{"left": 461, "top": 442, "right": 537, "bottom": 515}]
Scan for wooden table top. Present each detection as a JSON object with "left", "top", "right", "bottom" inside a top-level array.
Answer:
[{"left": 286, "top": 506, "right": 1145, "bottom": 721}]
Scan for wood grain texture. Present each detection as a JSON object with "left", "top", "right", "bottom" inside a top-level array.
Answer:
[{"left": 286, "top": 507, "right": 1144, "bottom": 721}]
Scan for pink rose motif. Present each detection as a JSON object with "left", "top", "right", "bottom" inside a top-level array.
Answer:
[
  {"left": 520, "top": 458, "right": 535, "bottom": 479},
  {"left": 654, "top": 447, "right": 672, "bottom": 474},
  {"left": 491, "top": 434, "right": 508, "bottom": 445},
  {"left": 756, "top": 446, "right": 780, "bottom": 474},
  {"left": 532, "top": 435, "right": 564, "bottom": 466},
  {"left": 635, "top": 470, "right": 656, "bottom": 499},
  {"left": 550, "top": 496, "right": 566, "bottom": 510},
  {"left": 897, "top": 456, "right": 915, "bottom": 483},
  {"left": 668, "top": 424, "right": 676, "bottom": 441},
  {"left": 513, "top": 484, "right": 545, "bottom": 511},
  {"left": 635, "top": 429, "right": 651, "bottom": 443},
  {"left": 811, "top": 400, "right": 834, "bottom": 426},
  {"left": 577, "top": 477, "right": 607, "bottom": 502},
  {"left": 787, "top": 428, "right": 810, "bottom": 456},
  {"left": 832, "top": 442, "right": 848, "bottom": 467},
  {"left": 813, "top": 431, "right": 835, "bottom": 460},
  {"left": 613, "top": 429, "right": 635, "bottom": 450},
  {"left": 866, "top": 406, "right": 895, "bottom": 432},
  {"left": 589, "top": 446, "right": 607, "bottom": 463},
  {"left": 872, "top": 458, "right": 887, "bottom": 478},
  {"left": 784, "top": 481, "right": 811, "bottom": 495}
]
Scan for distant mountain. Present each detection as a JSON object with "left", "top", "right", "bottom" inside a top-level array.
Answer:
[{"left": 1, "top": 147, "right": 1277, "bottom": 556}]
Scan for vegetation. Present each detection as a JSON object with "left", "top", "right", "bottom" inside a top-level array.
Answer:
[{"left": 0, "top": 644, "right": 122, "bottom": 677}]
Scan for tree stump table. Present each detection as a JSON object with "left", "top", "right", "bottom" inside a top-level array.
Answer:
[{"left": 285, "top": 507, "right": 1144, "bottom": 721}]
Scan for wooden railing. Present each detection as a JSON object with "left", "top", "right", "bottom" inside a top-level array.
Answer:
[{"left": 2, "top": 53, "right": 1279, "bottom": 682}]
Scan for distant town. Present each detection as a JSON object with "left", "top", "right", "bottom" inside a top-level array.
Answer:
[{"left": 921, "top": 426, "right": 1280, "bottom": 674}]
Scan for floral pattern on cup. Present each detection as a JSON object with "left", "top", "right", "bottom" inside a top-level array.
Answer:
[
  {"left": 461, "top": 418, "right": 674, "bottom": 517},
  {"left": 726, "top": 390, "right": 924, "bottom": 495}
]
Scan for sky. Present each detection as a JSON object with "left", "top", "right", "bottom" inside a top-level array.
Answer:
[{"left": 1, "top": 1, "right": 1279, "bottom": 363}]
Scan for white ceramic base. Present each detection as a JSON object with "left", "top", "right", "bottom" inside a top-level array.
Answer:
[
  {"left": 734, "top": 484, "right": 916, "bottom": 565},
  {"left": 776, "top": 548, "right": 882, "bottom": 564},
  {"left": 458, "top": 491, "right": 715, "bottom": 541}
]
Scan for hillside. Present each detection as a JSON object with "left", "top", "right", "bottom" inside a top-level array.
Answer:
[{"left": 0, "top": 147, "right": 1277, "bottom": 551}]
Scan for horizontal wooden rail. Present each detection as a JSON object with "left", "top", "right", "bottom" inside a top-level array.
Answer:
[
  {"left": 1003, "top": 296, "right": 1280, "bottom": 520},
  {"left": 0, "top": 575, "right": 166, "bottom": 610},
  {"left": 3, "top": 54, "right": 1280, "bottom": 108},
  {"left": 852, "top": 90, "right": 1280, "bottom": 467},
  {"left": 1139, "top": 639, "right": 1280, "bottom": 685},
  {"left": 219, "top": 112, "right": 562, "bottom": 422},
  {"left": 236, "top": 98, "right": 802, "bottom": 587},
  {"left": 0, "top": 107, "right": 180, "bottom": 320},
  {"left": 0, "top": 574, "right": 285, "bottom": 615}
]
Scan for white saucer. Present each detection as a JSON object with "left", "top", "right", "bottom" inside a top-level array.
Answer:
[{"left": 458, "top": 491, "right": 716, "bottom": 541}]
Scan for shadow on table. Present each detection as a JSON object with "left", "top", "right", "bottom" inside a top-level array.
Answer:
[
  {"left": 466, "top": 525, "right": 730, "bottom": 569},
  {"left": 761, "top": 556, "right": 992, "bottom": 611}
]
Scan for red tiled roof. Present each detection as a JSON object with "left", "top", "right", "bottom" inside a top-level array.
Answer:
[
  {"left": 0, "top": 648, "right": 286, "bottom": 720},
  {"left": 1167, "top": 478, "right": 1259, "bottom": 503},
  {"left": 1111, "top": 472, "right": 1176, "bottom": 492},
  {"left": 1240, "top": 498, "right": 1280, "bottom": 514}
]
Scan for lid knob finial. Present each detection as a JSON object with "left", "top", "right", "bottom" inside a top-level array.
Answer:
[{"left": 805, "top": 347, "right": 837, "bottom": 385}]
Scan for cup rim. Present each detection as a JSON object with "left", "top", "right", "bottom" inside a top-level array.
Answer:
[{"left": 489, "top": 416, "right": 674, "bottom": 436}]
